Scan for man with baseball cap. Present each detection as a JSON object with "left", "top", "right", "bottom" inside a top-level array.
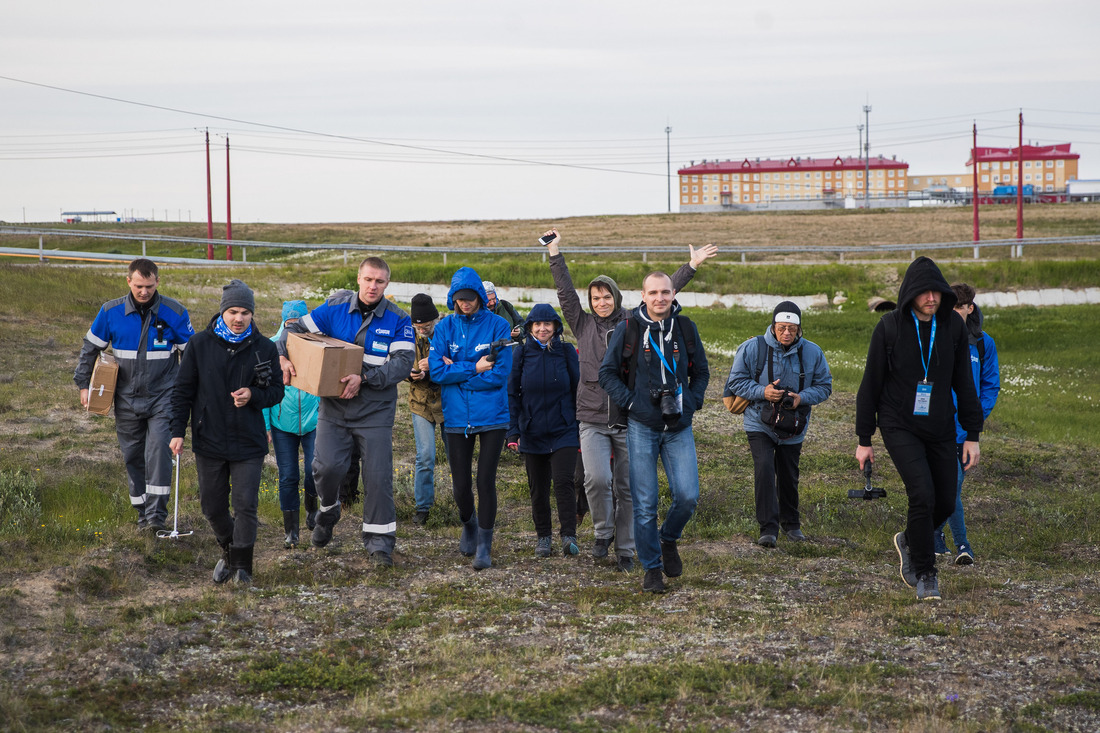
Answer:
[{"left": 726, "top": 301, "right": 832, "bottom": 547}]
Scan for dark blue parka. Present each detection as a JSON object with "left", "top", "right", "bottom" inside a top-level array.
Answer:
[{"left": 507, "top": 303, "right": 580, "bottom": 454}]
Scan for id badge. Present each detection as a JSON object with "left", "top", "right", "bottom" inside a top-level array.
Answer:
[
  {"left": 913, "top": 381, "right": 932, "bottom": 416},
  {"left": 675, "top": 384, "right": 684, "bottom": 414}
]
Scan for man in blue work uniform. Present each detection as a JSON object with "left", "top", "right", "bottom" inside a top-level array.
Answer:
[
  {"left": 277, "top": 256, "right": 415, "bottom": 567},
  {"left": 74, "top": 258, "right": 194, "bottom": 530}
]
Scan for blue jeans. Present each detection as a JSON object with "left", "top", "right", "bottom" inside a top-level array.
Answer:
[
  {"left": 626, "top": 421, "right": 700, "bottom": 571},
  {"left": 412, "top": 414, "right": 447, "bottom": 512},
  {"left": 270, "top": 427, "right": 316, "bottom": 512},
  {"left": 935, "top": 447, "right": 970, "bottom": 552}
]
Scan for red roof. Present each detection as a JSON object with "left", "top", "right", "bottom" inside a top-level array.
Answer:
[
  {"left": 967, "top": 143, "right": 1078, "bottom": 166},
  {"left": 678, "top": 155, "right": 908, "bottom": 176}
]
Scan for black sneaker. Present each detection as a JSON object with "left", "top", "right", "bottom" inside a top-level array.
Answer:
[
  {"left": 954, "top": 544, "right": 974, "bottom": 566},
  {"left": 784, "top": 528, "right": 806, "bottom": 542},
  {"left": 642, "top": 567, "right": 666, "bottom": 594},
  {"left": 660, "top": 540, "right": 683, "bottom": 577},
  {"left": 592, "top": 537, "right": 611, "bottom": 559},
  {"left": 893, "top": 531, "right": 917, "bottom": 588},
  {"left": 757, "top": 534, "right": 777, "bottom": 548},
  {"left": 916, "top": 572, "right": 941, "bottom": 601},
  {"left": 616, "top": 555, "right": 635, "bottom": 572},
  {"left": 412, "top": 510, "right": 429, "bottom": 527}
]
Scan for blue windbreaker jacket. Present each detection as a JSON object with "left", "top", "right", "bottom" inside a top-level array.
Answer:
[{"left": 428, "top": 268, "right": 513, "bottom": 435}]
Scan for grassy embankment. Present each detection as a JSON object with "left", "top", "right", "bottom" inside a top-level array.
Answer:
[{"left": 0, "top": 255, "right": 1098, "bottom": 731}]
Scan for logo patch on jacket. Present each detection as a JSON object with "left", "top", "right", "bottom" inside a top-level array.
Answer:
[{"left": 375, "top": 328, "right": 392, "bottom": 336}]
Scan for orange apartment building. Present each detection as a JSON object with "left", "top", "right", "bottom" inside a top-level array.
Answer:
[
  {"left": 677, "top": 155, "right": 909, "bottom": 212},
  {"left": 964, "top": 143, "right": 1079, "bottom": 193}
]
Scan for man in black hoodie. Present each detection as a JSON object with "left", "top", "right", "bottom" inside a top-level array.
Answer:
[{"left": 855, "top": 257, "right": 983, "bottom": 601}]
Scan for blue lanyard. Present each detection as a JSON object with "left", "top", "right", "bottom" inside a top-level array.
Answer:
[
  {"left": 647, "top": 332, "right": 676, "bottom": 378},
  {"left": 911, "top": 310, "right": 936, "bottom": 383}
]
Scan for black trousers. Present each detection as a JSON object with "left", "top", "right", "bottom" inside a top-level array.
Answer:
[
  {"left": 446, "top": 429, "right": 506, "bottom": 530},
  {"left": 524, "top": 447, "right": 578, "bottom": 539},
  {"left": 195, "top": 453, "right": 263, "bottom": 549},
  {"left": 747, "top": 432, "right": 803, "bottom": 536},
  {"left": 882, "top": 428, "right": 958, "bottom": 577}
]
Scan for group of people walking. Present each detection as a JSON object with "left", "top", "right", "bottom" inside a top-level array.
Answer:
[{"left": 75, "top": 241, "right": 998, "bottom": 599}]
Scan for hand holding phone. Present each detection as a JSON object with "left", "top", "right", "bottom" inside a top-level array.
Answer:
[{"left": 538, "top": 230, "right": 558, "bottom": 246}]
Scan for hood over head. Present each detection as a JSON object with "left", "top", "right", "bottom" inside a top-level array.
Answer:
[
  {"left": 897, "top": 256, "right": 956, "bottom": 316},
  {"left": 587, "top": 275, "right": 623, "bottom": 315},
  {"left": 523, "top": 303, "right": 564, "bottom": 339},
  {"left": 446, "top": 267, "right": 490, "bottom": 312}
]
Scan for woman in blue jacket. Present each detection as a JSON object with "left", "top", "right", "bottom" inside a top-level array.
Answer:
[
  {"left": 726, "top": 301, "right": 832, "bottom": 548},
  {"left": 506, "top": 304, "right": 581, "bottom": 558},
  {"left": 429, "top": 268, "right": 513, "bottom": 570},
  {"left": 264, "top": 300, "right": 320, "bottom": 549}
]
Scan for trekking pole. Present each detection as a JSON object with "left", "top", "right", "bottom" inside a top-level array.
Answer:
[{"left": 157, "top": 455, "right": 194, "bottom": 539}]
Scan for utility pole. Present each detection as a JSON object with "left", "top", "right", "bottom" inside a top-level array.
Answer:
[
  {"left": 665, "top": 125, "right": 672, "bottom": 213},
  {"left": 225, "top": 136, "right": 233, "bottom": 260},
  {"left": 204, "top": 128, "right": 213, "bottom": 259},
  {"left": 972, "top": 122, "right": 979, "bottom": 242},
  {"left": 1016, "top": 110, "right": 1024, "bottom": 239},
  {"left": 863, "top": 105, "right": 871, "bottom": 208}
]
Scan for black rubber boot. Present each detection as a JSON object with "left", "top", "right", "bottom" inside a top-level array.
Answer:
[
  {"left": 230, "top": 545, "right": 253, "bottom": 585},
  {"left": 282, "top": 510, "right": 300, "bottom": 548},
  {"left": 212, "top": 540, "right": 231, "bottom": 584},
  {"left": 312, "top": 503, "right": 341, "bottom": 548},
  {"left": 304, "top": 493, "right": 319, "bottom": 531}
]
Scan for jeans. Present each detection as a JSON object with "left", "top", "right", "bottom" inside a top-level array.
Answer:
[
  {"left": 881, "top": 428, "right": 957, "bottom": 577},
  {"left": 270, "top": 427, "right": 316, "bottom": 512},
  {"left": 747, "top": 432, "right": 803, "bottom": 536},
  {"left": 935, "top": 445, "right": 970, "bottom": 552},
  {"left": 412, "top": 414, "right": 448, "bottom": 512},
  {"left": 194, "top": 453, "right": 263, "bottom": 549},
  {"left": 578, "top": 421, "right": 634, "bottom": 556},
  {"left": 626, "top": 421, "right": 699, "bottom": 571},
  {"left": 524, "top": 447, "right": 577, "bottom": 539}
]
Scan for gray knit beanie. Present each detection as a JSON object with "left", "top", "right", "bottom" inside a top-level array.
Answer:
[{"left": 220, "top": 279, "right": 255, "bottom": 313}]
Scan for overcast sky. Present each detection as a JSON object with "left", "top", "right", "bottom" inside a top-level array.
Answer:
[{"left": 3, "top": 1, "right": 1098, "bottom": 225}]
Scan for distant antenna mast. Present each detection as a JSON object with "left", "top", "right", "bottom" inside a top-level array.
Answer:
[{"left": 863, "top": 105, "right": 872, "bottom": 207}]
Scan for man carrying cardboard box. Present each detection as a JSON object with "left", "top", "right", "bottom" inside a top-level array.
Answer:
[
  {"left": 74, "top": 258, "right": 194, "bottom": 531},
  {"left": 277, "top": 256, "right": 415, "bottom": 567}
]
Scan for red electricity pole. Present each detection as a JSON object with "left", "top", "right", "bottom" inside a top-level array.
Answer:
[
  {"left": 972, "top": 122, "right": 979, "bottom": 242},
  {"left": 225, "top": 136, "right": 233, "bottom": 260},
  {"left": 205, "top": 129, "right": 214, "bottom": 259},
  {"left": 1016, "top": 111, "right": 1024, "bottom": 239}
]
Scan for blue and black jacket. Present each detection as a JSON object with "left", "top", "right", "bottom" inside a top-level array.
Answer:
[{"left": 429, "top": 267, "right": 513, "bottom": 435}]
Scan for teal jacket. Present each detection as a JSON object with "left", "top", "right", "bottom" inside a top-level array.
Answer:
[{"left": 264, "top": 325, "right": 320, "bottom": 435}]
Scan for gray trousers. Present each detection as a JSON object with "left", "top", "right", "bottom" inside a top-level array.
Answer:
[
  {"left": 195, "top": 453, "right": 262, "bottom": 549},
  {"left": 578, "top": 421, "right": 635, "bottom": 557},
  {"left": 313, "top": 418, "right": 396, "bottom": 554},
  {"left": 115, "top": 394, "right": 173, "bottom": 523}
]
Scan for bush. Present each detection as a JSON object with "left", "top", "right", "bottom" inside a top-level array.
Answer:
[{"left": 0, "top": 470, "right": 41, "bottom": 531}]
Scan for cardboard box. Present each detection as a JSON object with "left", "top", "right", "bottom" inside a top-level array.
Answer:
[
  {"left": 87, "top": 353, "right": 119, "bottom": 416},
  {"left": 286, "top": 332, "right": 363, "bottom": 397}
]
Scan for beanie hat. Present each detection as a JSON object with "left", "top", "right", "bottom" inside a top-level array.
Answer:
[
  {"left": 281, "top": 299, "right": 308, "bottom": 323},
  {"left": 220, "top": 279, "right": 255, "bottom": 314},
  {"left": 772, "top": 300, "right": 801, "bottom": 325},
  {"left": 482, "top": 281, "right": 496, "bottom": 295},
  {"left": 410, "top": 293, "right": 440, "bottom": 323}
]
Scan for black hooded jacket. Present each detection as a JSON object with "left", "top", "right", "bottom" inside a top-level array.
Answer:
[{"left": 855, "top": 257, "right": 982, "bottom": 445}]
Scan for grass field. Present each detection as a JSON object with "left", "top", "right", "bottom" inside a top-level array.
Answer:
[{"left": 1, "top": 222, "right": 1099, "bottom": 731}]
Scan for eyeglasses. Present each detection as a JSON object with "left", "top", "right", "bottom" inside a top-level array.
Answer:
[{"left": 774, "top": 324, "right": 799, "bottom": 334}]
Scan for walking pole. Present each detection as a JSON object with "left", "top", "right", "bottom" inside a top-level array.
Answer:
[{"left": 157, "top": 455, "right": 194, "bottom": 539}]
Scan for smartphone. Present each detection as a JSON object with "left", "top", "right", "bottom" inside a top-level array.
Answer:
[{"left": 538, "top": 233, "right": 556, "bottom": 246}]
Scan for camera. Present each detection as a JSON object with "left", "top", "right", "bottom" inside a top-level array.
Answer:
[
  {"left": 252, "top": 356, "right": 273, "bottom": 388},
  {"left": 650, "top": 387, "right": 681, "bottom": 423},
  {"left": 780, "top": 392, "right": 797, "bottom": 410}
]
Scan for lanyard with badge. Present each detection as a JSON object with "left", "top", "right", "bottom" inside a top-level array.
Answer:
[{"left": 911, "top": 310, "right": 936, "bottom": 416}]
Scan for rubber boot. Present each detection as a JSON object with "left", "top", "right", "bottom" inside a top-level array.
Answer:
[
  {"left": 459, "top": 515, "right": 478, "bottom": 557},
  {"left": 212, "top": 540, "right": 231, "bottom": 584},
  {"left": 312, "top": 503, "right": 341, "bottom": 548},
  {"left": 282, "top": 510, "right": 300, "bottom": 548},
  {"left": 304, "top": 493, "right": 319, "bottom": 531},
  {"left": 230, "top": 545, "right": 253, "bottom": 585},
  {"left": 472, "top": 527, "right": 494, "bottom": 571}
]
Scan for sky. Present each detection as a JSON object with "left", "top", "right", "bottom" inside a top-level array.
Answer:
[{"left": 2, "top": 1, "right": 1099, "bottom": 225}]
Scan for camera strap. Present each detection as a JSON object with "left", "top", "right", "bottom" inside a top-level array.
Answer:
[
  {"left": 647, "top": 331, "right": 676, "bottom": 386},
  {"left": 766, "top": 343, "right": 805, "bottom": 393}
]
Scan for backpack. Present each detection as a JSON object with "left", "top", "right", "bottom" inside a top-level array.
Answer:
[{"left": 722, "top": 335, "right": 767, "bottom": 414}]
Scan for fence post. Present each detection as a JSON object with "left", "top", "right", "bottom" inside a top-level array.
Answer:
[
  {"left": 343, "top": 249, "right": 348, "bottom": 266},
  {"left": 142, "top": 240, "right": 147, "bottom": 256},
  {"left": 642, "top": 252, "right": 648, "bottom": 264},
  {"left": 39, "top": 235, "right": 44, "bottom": 263},
  {"left": 242, "top": 246, "right": 248, "bottom": 263},
  {"left": 973, "top": 246, "right": 979, "bottom": 260},
  {"left": 1017, "top": 244, "right": 1024, "bottom": 258},
  {"left": 911, "top": 250, "right": 916, "bottom": 260},
  {"left": 839, "top": 251, "right": 844, "bottom": 263},
  {"left": 443, "top": 252, "right": 448, "bottom": 266},
  {"left": 741, "top": 252, "right": 746, "bottom": 264}
]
